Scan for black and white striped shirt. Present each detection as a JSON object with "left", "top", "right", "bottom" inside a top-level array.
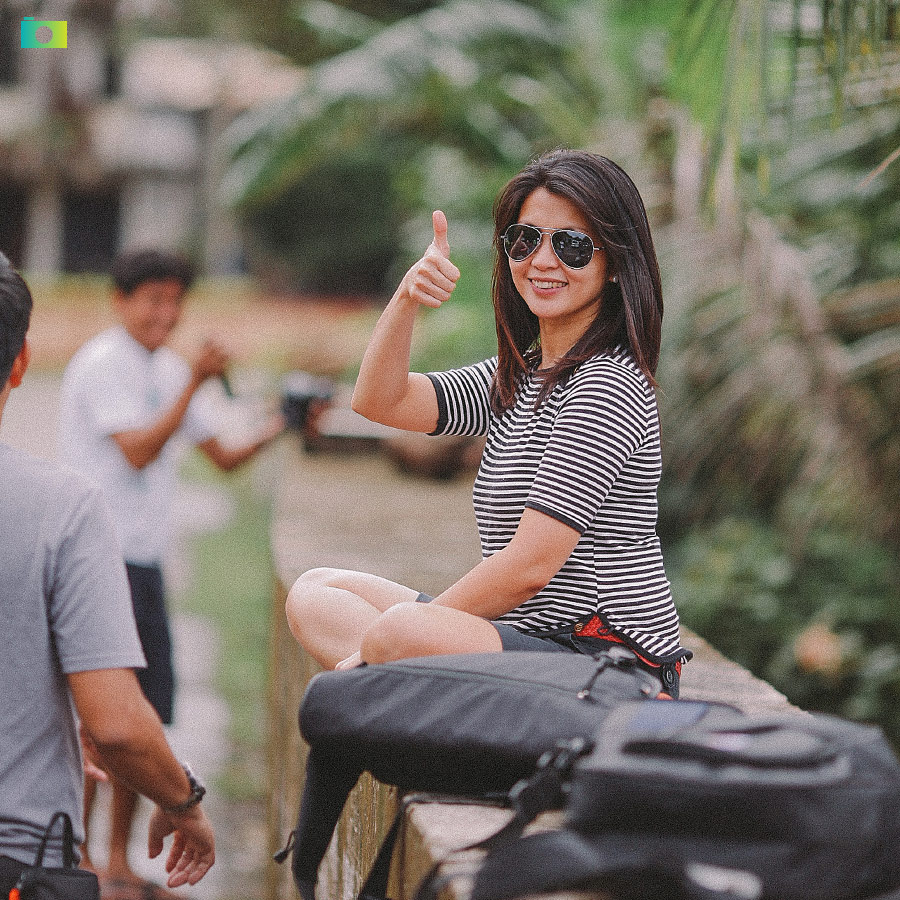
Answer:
[{"left": 427, "top": 347, "right": 684, "bottom": 662}]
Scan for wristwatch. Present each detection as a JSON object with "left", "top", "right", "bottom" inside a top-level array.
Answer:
[{"left": 165, "top": 762, "right": 206, "bottom": 814}]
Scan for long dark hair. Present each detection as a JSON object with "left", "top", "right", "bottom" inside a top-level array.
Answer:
[{"left": 490, "top": 149, "right": 663, "bottom": 414}]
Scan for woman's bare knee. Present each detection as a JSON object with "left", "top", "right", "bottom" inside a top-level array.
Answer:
[
  {"left": 286, "top": 568, "right": 344, "bottom": 640},
  {"left": 361, "top": 603, "right": 503, "bottom": 664},
  {"left": 293, "top": 566, "right": 346, "bottom": 592},
  {"left": 360, "top": 604, "right": 432, "bottom": 663},
  {"left": 285, "top": 568, "right": 424, "bottom": 666}
]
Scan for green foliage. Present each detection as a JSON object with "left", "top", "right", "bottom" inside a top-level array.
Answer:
[
  {"left": 650, "top": 1, "right": 900, "bottom": 749},
  {"left": 223, "top": 0, "right": 585, "bottom": 207},
  {"left": 744, "top": 109, "right": 900, "bottom": 289},
  {"left": 223, "top": 0, "right": 606, "bottom": 292},
  {"left": 659, "top": 0, "right": 900, "bottom": 201},
  {"left": 166, "top": 0, "right": 443, "bottom": 61},
  {"left": 671, "top": 516, "right": 900, "bottom": 744},
  {"left": 242, "top": 144, "right": 405, "bottom": 294}
]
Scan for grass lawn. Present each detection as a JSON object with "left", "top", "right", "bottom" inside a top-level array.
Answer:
[{"left": 176, "top": 451, "right": 275, "bottom": 801}]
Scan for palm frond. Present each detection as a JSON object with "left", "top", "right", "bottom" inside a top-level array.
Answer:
[
  {"left": 292, "top": 0, "right": 381, "bottom": 51},
  {"left": 221, "top": 0, "right": 589, "bottom": 209},
  {"left": 669, "top": 0, "right": 900, "bottom": 196},
  {"left": 659, "top": 201, "right": 900, "bottom": 550}
]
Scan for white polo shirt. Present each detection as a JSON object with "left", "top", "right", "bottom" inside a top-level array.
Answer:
[{"left": 59, "top": 325, "right": 218, "bottom": 565}]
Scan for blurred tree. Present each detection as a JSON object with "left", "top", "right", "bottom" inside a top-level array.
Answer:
[
  {"left": 656, "top": 0, "right": 900, "bottom": 192},
  {"left": 221, "top": 0, "right": 608, "bottom": 293},
  {"left": 651, "top": 0, "right": 900, "bottom": 550},
  {"left": 671, "top": 515, "right": 900, "bottom": 744},
  {"left": 173, "top": 0, "right": 443, "bottom": 64},
  {"left": 645, "top": 0, "right": 900, "bottom": 735}
]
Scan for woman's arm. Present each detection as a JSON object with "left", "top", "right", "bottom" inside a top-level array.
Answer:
[
  {"left": 351, "top": 211, "right": 460, "bottom": 432},
  {"left": 430, "top": 508, "right": 582, "bottom": 619}
]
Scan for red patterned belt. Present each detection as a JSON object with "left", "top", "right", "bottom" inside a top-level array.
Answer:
[{"left": 573, "top": 615, "right": 684, "bottom": 677}]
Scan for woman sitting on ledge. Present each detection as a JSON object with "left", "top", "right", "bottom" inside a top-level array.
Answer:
[{"left": 286, "top": 149, "right": 690, "bottom": 697}]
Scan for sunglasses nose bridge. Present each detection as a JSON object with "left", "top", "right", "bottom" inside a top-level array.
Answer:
[{"left": 530, "top": 230, "right": 561, "bottom": 266}]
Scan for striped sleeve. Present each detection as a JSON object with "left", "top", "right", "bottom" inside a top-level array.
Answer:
[
  {"left": 426, "top": 357, "right": 497, "bottom": 437},
  {"left": 525, "top": 359, "right": 652, "bottom": 533}
]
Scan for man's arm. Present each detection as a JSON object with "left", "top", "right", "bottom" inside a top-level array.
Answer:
[
  {"left": 68, "top": 668, "right": 215, "bottom": 888},
  {"left": 197, "top": 413, "right": 285, "bottom": 472},
  {"left": 113, "top": 342, "right": 228, "bottom": 470}
]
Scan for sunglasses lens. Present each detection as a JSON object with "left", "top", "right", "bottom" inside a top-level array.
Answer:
[
  {"left": 551, "top": 230, "right": 595, "bottom": 268},
  {"left": 503, "top": 225, "right": 541, "bottom": 261}
]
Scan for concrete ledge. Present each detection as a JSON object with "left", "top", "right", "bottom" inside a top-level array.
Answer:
[{"left": 266, "top": 448, "right": 801, "bottom": 900}]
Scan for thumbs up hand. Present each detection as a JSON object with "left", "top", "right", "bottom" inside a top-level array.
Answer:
[
  {"left": 401, "top": 210, "right": 460, "bottom": 309},
  {"left": 431, "top": 209, "right": 451, "bottom": 258}
]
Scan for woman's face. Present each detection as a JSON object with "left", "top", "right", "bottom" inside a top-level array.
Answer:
[{"left": 508, "top": 187, "right": 608, "bottom": 343}]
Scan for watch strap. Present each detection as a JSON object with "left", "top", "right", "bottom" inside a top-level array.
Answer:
[{"left": 165, "top": 762, "right": 206, "bottom": 814}]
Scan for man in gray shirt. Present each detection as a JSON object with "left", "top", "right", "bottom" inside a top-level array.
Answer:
[{"left": 0, "top": 255, "right": 215, "bottom": 895}]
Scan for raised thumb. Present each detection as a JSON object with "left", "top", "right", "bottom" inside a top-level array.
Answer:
[{"left": 432, "top": 210, "right": 451, "bottom": 258}]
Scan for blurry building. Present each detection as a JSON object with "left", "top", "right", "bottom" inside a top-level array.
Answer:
[{"left": 0, "top": 0, "right": 302, "bottom": 274}]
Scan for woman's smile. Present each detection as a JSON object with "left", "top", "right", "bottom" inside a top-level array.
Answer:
[
  {"left": 510, "top": 188, "right": 607, "bottom": 360},
  {"left": 529, "top": 277, "right": 568, "bottom": 292}
]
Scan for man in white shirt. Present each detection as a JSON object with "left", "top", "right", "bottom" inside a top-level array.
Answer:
[
  {"left": 59, "top": 249, "right": 282, "bottom": 893},
  {"left": 0, "top": 253, "right": 215, "bottom": 898}
]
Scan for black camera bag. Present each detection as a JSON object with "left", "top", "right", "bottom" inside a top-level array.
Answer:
[
  {"left": 464, "top": 699, "right": 900, "bottom": 900},
  {"left": 9, "top": 812, "right": 100, "bottom": 900},
  {"left": 275, "top": 648, "right": 662, "bottom": 900}
]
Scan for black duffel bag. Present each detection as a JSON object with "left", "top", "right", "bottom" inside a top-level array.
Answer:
[{"left": 275, "top": 647, "right": 663, "bottom": 900}]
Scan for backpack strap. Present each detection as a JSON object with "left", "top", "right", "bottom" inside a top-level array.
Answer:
[
  {"left": 33, "top": 812, "right": 77, "bottom": 869},
  {"left": 413, "top": 739, "right": 591, "bottom": 900},
  {"left": 357, "top": 791, "right": 519, "bottom": 900},
  {"left": 469, "top": 831, "right": 763, "bottom": 900},
  {"left": 273, "top": 747, "right": 365, "bottom": 900},
  {"left": 356, "top": 803, "right": 405, "bottom": 900}
]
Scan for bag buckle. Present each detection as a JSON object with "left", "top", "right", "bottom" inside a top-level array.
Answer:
[{"left": 508, "top": 738, "right": 590, "bottom": 819}]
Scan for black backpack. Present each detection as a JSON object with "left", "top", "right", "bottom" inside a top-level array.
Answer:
[
  {"left": 462, "top": 699, "right": 900, "bottom": 900},
  {"left": 274, "top": 648, "right": 663, "bottom": 900}
]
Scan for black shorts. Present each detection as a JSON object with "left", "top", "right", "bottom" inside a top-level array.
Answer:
[
  {"left": 414, "top": 592, "right": 681, "bottom": 698},
  {"left": 126, "top": 562, "right": 175, "bottom": 724},
  {"left": 0, "top": 855, "right": 25, "bottom": 898}
]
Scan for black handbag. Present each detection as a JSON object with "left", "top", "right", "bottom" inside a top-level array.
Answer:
[
  {"left": 10, "top": 812, "right": 99, "bottom": 900},
  {"left": 275, "top": 647, "right": 662, "bottom": 900}
]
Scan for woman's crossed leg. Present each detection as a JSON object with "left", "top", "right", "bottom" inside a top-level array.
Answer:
[{"left": 286, "top": 568, "right": 502, "bottom": 671}]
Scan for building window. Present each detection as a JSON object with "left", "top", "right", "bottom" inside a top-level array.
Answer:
[
  {"left": 0, "top": 8, "right": 19, "bottom": 86},
  {"left": 62, "top": 187, "right": 120, "bottom": 273},
  {"left": 0, "top": 183, "right": 28, "bottom": 265}
]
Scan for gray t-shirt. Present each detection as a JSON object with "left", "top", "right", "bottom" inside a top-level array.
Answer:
[{"left": 0, "top": 443, "right": 145, "bottom": 865}]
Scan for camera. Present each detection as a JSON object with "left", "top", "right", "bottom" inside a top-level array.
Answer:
[
  {"left": 20, "top": 17, "right": 68, "bottom": 48},
  {"left": 280, "top": 372, "right": 334, "bottom": 432}
]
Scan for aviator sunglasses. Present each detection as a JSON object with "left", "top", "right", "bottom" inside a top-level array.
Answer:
[{"left": 502, "top": 223, "right": 603, "bottom": 270}]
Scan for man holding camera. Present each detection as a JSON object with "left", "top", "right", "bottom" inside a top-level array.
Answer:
[{"left": 58, "top": 249, "right": 283, "bottom": 895}]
